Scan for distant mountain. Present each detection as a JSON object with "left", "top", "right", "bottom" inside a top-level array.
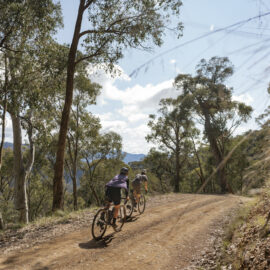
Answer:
[
  {"left": 3, "top": 142, "right": 13, "bottom": 149},
  {"left": 123, "top": 152, "right": 145, "bottom": 163},
  {"left": 3, "top": 143, "right": 145, "bottom": 163}
]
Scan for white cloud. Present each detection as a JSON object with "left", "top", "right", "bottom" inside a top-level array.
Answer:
[
  {"left": 232, "top": 93, "right": 253, "bottom": 105},
  {"left": 89, "top": 65, "right": 180, "bottom": 154},
  {"left": 170, "top": 59, "right": 176, "bottom": 64},
  {"left": 0, "top": 113, "right": 27, "bottom": 144},
  {"left": 1, "top": 115, "right": 13, "bottom": 143}
]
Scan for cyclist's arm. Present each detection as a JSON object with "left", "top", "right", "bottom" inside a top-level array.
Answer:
[
  {"left": 144, "top": 181, "right": 148, "bottom": 192},
  {"left": 144, "top": 175, "right": 148, "bottom": 192},
  {"left": 125, "top": 178, "right": 130, "bottom": 197}
]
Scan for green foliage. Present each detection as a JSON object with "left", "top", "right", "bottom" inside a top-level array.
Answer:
[
  {"left": 174, "top": 57, "right": 253, "bottom": 193},
  {"left": 0, "top": 148, "right": 18, "bottom": 223},
  {"left": 77, "top": 0, "right": 183, "bottom": 68},
  {"left": 79, "top": 159, "right": 128, "bottom": 206},
  {"left": 147, "top": 97, "right": 196, "bottom": 192}
]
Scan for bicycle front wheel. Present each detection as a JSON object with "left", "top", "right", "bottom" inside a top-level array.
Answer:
[
  {"left": 114, "top": 205, "right": 126, "bottom": 232},
  {"left": 138, "top": 194, "right": 146, "bottom": 214},
  {"left": 91, "top": 209, "right": 108, "bottom": 240}
]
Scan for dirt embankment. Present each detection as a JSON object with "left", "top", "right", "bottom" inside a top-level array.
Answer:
[{"left": 0, "top": 193, "right": 249, "bottom": 270}]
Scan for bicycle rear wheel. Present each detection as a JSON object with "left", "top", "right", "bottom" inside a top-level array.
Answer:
[
  {"left": 114, "top": 205, "right": 126, "bottom": 232},
  {"left": 125, "top": 198, "right": 134, "bottom": 218},
  {"left": 138, "top": 194, "right": 146, "bottom": 214},
  {"left": 91, "top": 209, "right": 108, "bottom": 240}
]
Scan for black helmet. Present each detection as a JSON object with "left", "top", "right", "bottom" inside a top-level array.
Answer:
[
  {"left": 141, "top": 169, "right": 146, "bottom": 175},
  {"left": 120, "top": 167, "right": 129, "bottom": 174}
]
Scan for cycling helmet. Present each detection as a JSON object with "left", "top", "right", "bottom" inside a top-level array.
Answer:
[
  {"left": 141, "top": 169, "right": 146, "bottom": 175},
  {"left": 120, "top": 167, "right": 129, "bottom": 174}
]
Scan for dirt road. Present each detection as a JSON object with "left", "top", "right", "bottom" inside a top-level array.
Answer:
[{"left": 0, "top": 194, "right": 248, "bottom": 270}]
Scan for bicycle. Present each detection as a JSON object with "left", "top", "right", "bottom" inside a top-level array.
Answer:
[
  {"left": 91, "top": 204, "right": 126, "bottom": 240},
  {"left": 124, "top": 190, "right": 146, "bottom": 218}
]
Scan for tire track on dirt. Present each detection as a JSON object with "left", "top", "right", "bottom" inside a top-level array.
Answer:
[{"left": 0, "top": 194, "right": 246, "bottom": 270}]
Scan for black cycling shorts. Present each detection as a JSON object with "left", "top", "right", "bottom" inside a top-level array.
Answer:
[{"left": 105, "top": 187, "right": 121, "bottom": 205}]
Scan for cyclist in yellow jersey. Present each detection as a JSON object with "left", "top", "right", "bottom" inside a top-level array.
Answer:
[{"left": 131, "top": 169, "right": 148, "bottom": 211}]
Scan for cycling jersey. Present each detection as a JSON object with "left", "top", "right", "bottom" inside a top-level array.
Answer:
[
  {"left": 132, "top": 174, "right": 148, "bottom": 186},
  {"left": 105, "top": 174, "right": 129, "bottom": 205},
  {"left": 106, "top": 174, "right": 129, "bottom": 190}
]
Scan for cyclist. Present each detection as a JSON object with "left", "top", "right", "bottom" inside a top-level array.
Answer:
[
  {"left": 104, "top": 167, "right": 129, "bottom": 228},
  {"left": 131, "top": 169, "right": 148, "bottom": 211}
]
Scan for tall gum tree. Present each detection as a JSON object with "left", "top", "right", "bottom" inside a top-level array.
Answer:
[
  {"left": 65, "top": 73, "right": 101, "bottom": 210},
  {"left": 52, "top": 0, "right": 183, "bottom": 210},
  {"left": 146, "top": 97, "right": 195, "bottom": 192},
  {"left": 174, "top": 57, "right": 253, "bottom": 193},
  {"left": 0, "top": 0, "right": 62, "bottom": 223}
]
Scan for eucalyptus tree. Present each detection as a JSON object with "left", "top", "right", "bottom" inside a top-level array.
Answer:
[
  {"left": 53, "top": 0, "right": 183, "bottom": 210},
  {"left": 147, "top": 97, "right": 195, "bottom": 192},
  {"left": 143, "top": 148, "right": 173, "bottom": 193},
  {"left": 82, "top": 131, "right": 123, "bottom": 205},
  {"left": 65, "top": 76, "right": 100, "bottom": 210},
  {"left": 0, "top": 1, "right": 62, "bottom": 223},
  {"left": 174, "top": 57, "right": 253, "bottom": 193}
]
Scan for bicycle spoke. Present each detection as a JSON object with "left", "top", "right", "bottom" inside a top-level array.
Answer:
[{"left": 91, "top": 209, "right": 108, "bottom": 240}]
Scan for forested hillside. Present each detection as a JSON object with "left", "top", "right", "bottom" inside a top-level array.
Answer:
[
  {"left": 0, "top": 0, "right": 269, "bottom": 249},
  {"left": 1, "top": 1, "right": 270, "bottom": 270}
]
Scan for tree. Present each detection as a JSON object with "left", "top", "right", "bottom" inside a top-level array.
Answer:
[
  {"left": 0, "top": 148, "right": 14, "bottom": 228},
  {"left": 0, "top": 1, "right": 62, "bottom": 223},
  {"left": 64, "top": 71, "right": 101, "bottom": 210},
  {"left": 82, "top": 131, "right": 123, "bottom": 205},
  {"left": 174, "top": 57, "right": 253, "bottom": 193},
  {"left": 143, "top": 148, "right": 173, "bottom": 193},
  {"left": 52, "top": 0, "right": 183, "bottom": 210},
  {"left": 146, "top": 97, "right": 195, "bottom": 192}
]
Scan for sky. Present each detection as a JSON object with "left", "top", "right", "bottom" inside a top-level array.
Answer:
[{"left": 5, "top": 0, "right": 270, "bottom": 154}]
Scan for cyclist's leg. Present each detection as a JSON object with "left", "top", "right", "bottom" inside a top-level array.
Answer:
[
  {"left": 134, "top": 184, "right": 141, "bottom": 203},
  {"left": 113, "top": 204, "right": 120, "bottom": 219},
  {"left": 111, "top": 187, "right": 121, "bottom": 226},
  {"left": 104, "top": 187, "right": 112, "bottom": 209}
]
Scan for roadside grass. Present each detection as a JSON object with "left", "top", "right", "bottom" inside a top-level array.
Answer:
[
  {"left": 218, "top": 197, "right": 258, "bottom": 267},
  {"left": 218, "top": 184, "right": 270, "bottom": 268},
  {"left": 32, "top": 206, "right": 99, "bottom": 227},
  {"left": 0, "top": 206, "right": 100, "bottom": 234},
  {"left": 224, "top": 198, "right": 257, "bottom": 242}
]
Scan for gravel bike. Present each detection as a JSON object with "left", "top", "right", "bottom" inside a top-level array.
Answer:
[
  {"left": 124, "top": 190, "right": 146, "bottom": 218},
  {"left": 91, "top": 204, "right": 126, "bottom": 240}
]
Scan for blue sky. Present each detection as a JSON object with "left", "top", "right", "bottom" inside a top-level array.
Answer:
[
  {"left": 5, "top": 0, "right": 269, "bottom": 154},
  {"left": 51, "top": 0, "right": 270, "bottom": 154}
]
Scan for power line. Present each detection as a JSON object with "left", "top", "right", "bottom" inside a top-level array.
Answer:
[{"left": 130, "top": 11, "right": 270, "bottom": 77}]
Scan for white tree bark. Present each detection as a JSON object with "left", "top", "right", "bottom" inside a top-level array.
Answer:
[{"left": 11, "top": 113, "right": 35, "bottom": 224}]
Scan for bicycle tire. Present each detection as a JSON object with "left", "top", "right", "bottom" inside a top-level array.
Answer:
[
  {"left": 113, "top": 205, "right": 126, "bottom": 232},
  {"left": 91, "top": 209, "right": 108, "bottom": 240},
  {"left": 125, "top": 198, "right": 134, "bottom": 218},
  {"left": 138, "top": 194, "right": 146, "bottom": 214}
]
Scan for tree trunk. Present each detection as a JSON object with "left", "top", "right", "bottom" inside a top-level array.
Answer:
[
  {"left": 0, "top": 54, "right": 8, "bottom": 171},
  {"left": 0, "top": 98, "right": 7, "bottom": 171},
  {"left": 72, "top": 175, "right": 78, "bottom": 210},
  {"left": 89, "top": 183, "right": 100, "bottom": 206},
  {"left": 0, "top": 212, "right": 4, "bottom": 230},
  {"left": 218, "top": 166, "right": 226, "bottom": 193},
  {"left": 11, "top": 114, "right": 29, "bottom": 224},
  {"left": 158, "top": 176, "right": 165, "bottom": 193},
  {"left": 52, "top": 0, "right": 85, "bottom": 211},
  {"left": 204, "top": 113, "right": 231, "bottom": 193},
  {"left": 174, "top": 151, "right": 180, "bottom": 193}
]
